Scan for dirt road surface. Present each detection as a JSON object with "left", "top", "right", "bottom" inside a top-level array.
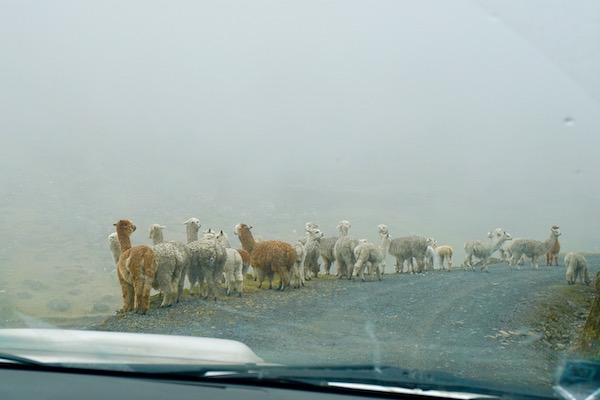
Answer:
[{"left": 93, "top": 258, "right": 598, "bottom": 388}]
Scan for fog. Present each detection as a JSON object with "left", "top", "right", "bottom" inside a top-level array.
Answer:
[{"left": 1, "top": 0, "right": 600, "bottom": 280}]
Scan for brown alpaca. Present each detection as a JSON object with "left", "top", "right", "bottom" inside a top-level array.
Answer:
[
  {"left": 234, "top": 223, "right": 296, "bottom": 290},
  {"left": 114, "top": 219, "right": 158, "bottom": 314},
  {"left": 546, "top": 227, "right": 560, "bottom": 266}
]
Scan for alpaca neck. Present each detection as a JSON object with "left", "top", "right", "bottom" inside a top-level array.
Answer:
[
  {"left": 492, "top": 237, "right": 508, "bottom": 252},
  {"left": 186, "top": 225, "right": 199, "bottom": 244},
  {"left": 151, "top": 231, "right": 164, "bottom": 245},
  {"left": 116, "top": 228, "right": 132, "bottom": 253},
  {"left": 543, "top": 234, "right": 558, "bottom": 252},
  {"left": 379, "top": 233, "right": 391, "bottom": 253},
  {"left": 239, "top": 230, "right": 256, "bottom": 253}
]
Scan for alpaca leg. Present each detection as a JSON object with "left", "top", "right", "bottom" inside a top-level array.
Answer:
[
  {"left": 323, "top": 259, "right": 331, "bottom": 275},
  {"left": 352, "top": 260, "right": 364, "bottom": 281},
  {"left": 375, "top": 262, "right": 382, "bottom": 281},
  {"left": 532, "top": 256, "right": 539, "bottom": 270},
  {"left": 117, "top": 271, "right": 134, "bottom": 312},
  {"left": 134, "top": 280, "right": 152, "bottom": 314},
  {"left": 176, "top": 269, "right": 187, "bottom": 303}
]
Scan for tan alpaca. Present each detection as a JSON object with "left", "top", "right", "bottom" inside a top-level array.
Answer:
[
  {"left": 545, "top": 227, "right": 561, "bottom": 266},
  {"left": 114, "top": 219, "right": 158, "bottom": 314}
]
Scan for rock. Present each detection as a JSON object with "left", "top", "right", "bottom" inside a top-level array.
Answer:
[
  {"left": 47, "top": 298, "right": 71, "bottom": 312},
  {"left": 91, "top": 303, "right": 111, "bottom": 313}
]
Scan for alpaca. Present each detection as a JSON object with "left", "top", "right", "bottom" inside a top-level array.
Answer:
[
  {"left": 183, "top": 217, "right": 201, "bottom": 244},
  {"left": 215, "top": 229, "right": 244, "bottom": 297},
  {"left": 319, "top": 221, "right": 350, "bottom": 275},
  {"left": 186, "top": 233, "right": 227, "bottom": 300},
  {"left": 297, "top": 221, "right": 320, "bottom": 245},
  {"left": 303, "top": 228, "right": 323, "bottom": 280},
  {"left": 378, "top": 224, "right": 391, "bottom": 274},
  {"left": 181, "top": 217, "right": 202, "bottom": 295},
  {"left": 546, "top": 229, "right": 561, "bottom": 266},
  {"left": 114, "top": 219, "right": 158, "bottom": 314},
  {"left": 463, "top": 230, "right": 512, "bottom": 272},
  {"left": 148, "top": 223, "right": 189, "bottom": 307},
  {"left": 508, "top": 226, "right": 561, "bottom": 270},
  {"left": 234, "top": 223, "right": 296, "bottom": 291},
  {"left": 290, "top": 240, "right": 307, "bottom": 288},
  {"left": 426, "top": 238, "right": 453, "bottom": 271},
  {"left": 215, "top": 229, "right": 232, "bottom": 248},
  {"left": 108, "top": 232, "right": 121, "bottom": 265},
  {"left": 332, "top": 220, "right": 357, "bottom": 279},
  {"left": 564, "top": 252, "right": 591, "bottom": 285},
  {"left": 379, "top": 224, "right": 428, "bottom": 274},
  {"left": 424, "top": 244, "right": 436, "bottom": 271},
  {"left": 488, "top": 228, "right": 523, "bottom": 265},
  {"left": 352, "top": 241, "right": 384, "bottom": 282}
]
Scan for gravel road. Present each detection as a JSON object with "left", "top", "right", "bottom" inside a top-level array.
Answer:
[{"left": 92, "top": 259, "right": 598, "bottom": 388}]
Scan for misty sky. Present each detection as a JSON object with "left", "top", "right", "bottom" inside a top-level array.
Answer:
[{"left": 1, "top": 0, "right": 600, "bottom": 263}]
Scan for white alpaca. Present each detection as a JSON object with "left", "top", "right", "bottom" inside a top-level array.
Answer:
[
  {"left": 564, "top": 252, "right": 591, "bottom": 285},
  {"left": 508, "top": 227, "right": 561, "bottom": 270},
  {"left": 352, "top": 241, "right": 384, "bottom": 282},
  {"left": 147, "top": 224, "right": 189, "bottom": 307},
  {"left": 215, "top": 229, "right": 244, "bottom": 297},
  {"left": 463, "top": 230, "right": 512, "bottom": 272}
]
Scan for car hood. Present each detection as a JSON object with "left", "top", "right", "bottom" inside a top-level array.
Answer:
[{"left": 0, "top": 328, "right": 264, "bottom": 366}]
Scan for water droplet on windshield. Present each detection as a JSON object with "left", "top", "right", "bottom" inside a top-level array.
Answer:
[{"left": 564, "top": 117, "right": 575, "bottom": 127}]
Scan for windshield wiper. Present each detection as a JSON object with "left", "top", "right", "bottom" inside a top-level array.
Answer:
[
  {"left": 182, "top": 365, "right": 553, "bottom": 400},
  {"left": 0, "top": 352, "right": 45, "bottom": 367}
]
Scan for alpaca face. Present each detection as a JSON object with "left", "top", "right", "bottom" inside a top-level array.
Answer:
[
  {"left": 234, "top": 223, "right": 251, "bottom": 236},
  {"left": 305, "top": 222, "right": 319, "bottom": 232},
  {"left": 115, "top": 219, "right": 136, "bottom": 236},
  {"left": 377, "top": 224, "right": 389, "bottom": 236},
  {"left": 308, "top": 228, "right": 323, "bottom": 240},
  {"left": 148, "top": 224, "right": 165, "bottom": 239},
  {"left": 184, "top": 218, "right": 201, "bottom": 229},
  {"left": 337, "top": 220, "right": 351, "bottom": 229}
]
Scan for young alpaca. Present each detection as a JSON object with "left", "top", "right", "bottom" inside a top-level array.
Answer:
[
  {"left": 426, "top": 238, "right": 453, "bottom": 271},
  {"left": 546, "top": 228, "right": 561, "bottom": 266},
  {"left": 234, "top": 223, "right": 296, "bottom": 291},
  {"left": 114, "top": 219, "right": 158, "bottom": 314},
  {"left": 215, "top": 229, "right": 244, "bottom": 297}
]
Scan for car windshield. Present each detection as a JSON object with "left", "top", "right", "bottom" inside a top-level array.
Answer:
[{"left": 1, "top": 0, "right": 599, "bottom": 396}]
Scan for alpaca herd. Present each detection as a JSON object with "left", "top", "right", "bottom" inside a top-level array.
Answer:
[{"left": 109, "top": 219, "right": 592, "bottom": 315}]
